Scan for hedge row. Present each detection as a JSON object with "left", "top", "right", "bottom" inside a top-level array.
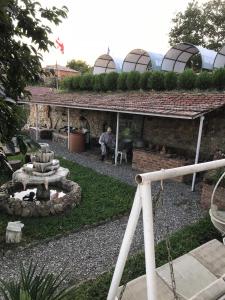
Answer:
[{"left": 60, "top": 68, "right": 225, "bottom": 92}]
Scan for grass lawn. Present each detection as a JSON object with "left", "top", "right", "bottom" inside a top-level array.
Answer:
[
  {"left": 67, "top": 216, "right": 220, "bottom": 300},
  {"left": 0, "top": 157, "right": 135, "bottom": 243}
]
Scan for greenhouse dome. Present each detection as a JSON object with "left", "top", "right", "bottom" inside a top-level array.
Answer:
[
  {"left": 93, "top": 54, "right": 122, "bottom": 74},
  {"left": 213, "top": 45, "right": 225, "bottom": 69},
  {"left": 122, "top": 49, "right": 163, "bottom": 72},
  {"left": 161, "top": 42, "right": 217, "bottom": 73}
]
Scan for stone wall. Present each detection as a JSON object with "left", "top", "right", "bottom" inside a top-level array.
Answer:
[
  {"left": 28, "top": 104, "right": 116, "bottom": 139},
  {"left": 132, "top": 149, "right": 191, "bottom": 182},
  {"left": 142, "top": 108, "right": 225, "bottom": 160},
  {"left": 27, "top": 104, "right": 225, "bottom": 160}
]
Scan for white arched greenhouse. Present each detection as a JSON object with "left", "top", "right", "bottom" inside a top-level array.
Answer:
[
  {"left": 122, "top": 49, "right": 163, "bottom": 73},
  {"left": 213, "top": 45, "right": 225, "bottom": 69},
  {"left": 93, "top": 54, "right": 122, "bottom": 75},
  {"left": 161, "top": 42, "right": 217, "bottom": 73}
]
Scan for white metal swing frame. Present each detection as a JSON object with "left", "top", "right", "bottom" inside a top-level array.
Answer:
[{"left": 107, "top": 159, "right": 225, "bottom": 300}]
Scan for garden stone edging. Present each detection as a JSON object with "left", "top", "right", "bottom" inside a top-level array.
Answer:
[{"left": 0, "top": 179, "right": 81, "bottom": 217}]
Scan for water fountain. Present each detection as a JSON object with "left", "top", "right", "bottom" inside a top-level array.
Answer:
[{"left": 0, "top": 144, "right": 81, "bottom": 217}]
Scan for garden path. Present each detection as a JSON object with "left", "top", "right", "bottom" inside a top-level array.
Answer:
[{"left": 0, "top": 140, "right": 204, "bottom": 286}]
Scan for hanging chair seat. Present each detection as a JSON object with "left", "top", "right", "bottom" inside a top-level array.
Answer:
[
  {"left": 210, "top": 209, "right": 225, "bottom": 235},
  {"left": 209, "top": 171, "right": 225, "bottom": 236}
]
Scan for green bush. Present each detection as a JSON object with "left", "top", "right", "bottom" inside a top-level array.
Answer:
[
  {"left": 79, "top": 74, "right": 93, "bottom": 91},
  {"left": 71, "top": 75, "right": 81, "bottom": 90},
  {"left": 104, "top": 72, "right": 119, "bottom": 91},
  {"left": 139, "top": 72, "right": 152, "bottom": 90},
  {"left": 164, "top": 71, "right": 178, "bottom": 90},
  {"left": 117, "top": 72, "right": 128, "bottom": 91},
  {"left": 178, "top": 69, "right": 197, "bottom": 90},
  {"left": 93, "top": 74, "right": 107, "bottom": 92},
  {"left": 0, "top": 261, "right": 70, "bottom": 300},
  {"left": 60, "top": 76, "right": 73, "bottom": 90},
  {"left": 151, "top": 71, "right": 165, "bottom": 91},
  {"left": 126, "top": 71, "right": 141, "bottom": 90},
  {"left": 196, "top": 71, "right": 212, "bottom": 90},
  {"left": 213, "top": 68, "right": 225, "bottom": 90}
]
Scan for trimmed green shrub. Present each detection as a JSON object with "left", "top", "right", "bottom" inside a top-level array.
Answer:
[
  {"left": 71, "top": 75, "right": 81, "bottom": 90},
  {"left": 139, "top": 72, "right": 152, "bottom": 90},
  {"left": 117, "top": 72, "right": 128, "bottom": 91},
  {"left": 60, "top": 76, "right": 73, "bottom": 90},
  {"left": 126, "top": 71, "right": 141, "bottom": 90},
  {"left": 93, "top": 73, "right": 106, "bottom": 92},
  {"left": 79, "top": 74, "right": 93, "bottom": 91},
  {"left": 104, "top": 72, "right": 119, "bottom": 91},
  {"left": 164, "top": 71, "right": 178, "bottom": 90},
  {"left": 195, "top": 71, "right": 212, "bottom": 90},
  {"left": 151, "top": 71, "right": 165, "bottom": 91},
  {"left": 213, "top": 68, "right": 225, "bottom": 90},
  {"left": 178, "top": 69, "right": 197, "bottom": 90}
]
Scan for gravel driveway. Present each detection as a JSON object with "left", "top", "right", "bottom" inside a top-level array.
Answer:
[{"left": 0, "top": 140, "right": 204, "bottom": 287}]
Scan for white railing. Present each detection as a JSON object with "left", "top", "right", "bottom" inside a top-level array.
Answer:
[{"left": 107, "top": 159, "right": 225, "bottom": 300}]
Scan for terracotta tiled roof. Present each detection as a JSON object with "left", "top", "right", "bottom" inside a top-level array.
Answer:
[
  {"left": 22, "top": 86, "right": 225, "bottom": 119},
  {"left": 45, "top": 65, "right": 79, "bottom": 73}
]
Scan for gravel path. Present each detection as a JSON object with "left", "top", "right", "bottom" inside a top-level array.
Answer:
[{"left": 0, "top": 141, "right": 204, "bottom": 287}]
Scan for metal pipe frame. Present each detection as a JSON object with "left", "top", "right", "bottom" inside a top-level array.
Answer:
[
  {"left": 108, "top": 158, "right": 225, "bottom": 300},
  {"left": 35, "top": 104, "right": 39, "bottom": 141},
  {"left": 115, "top": 112, "right": 120, "bottom": 165},
  {"left": 191, "top": 116, "right": 205, "bottom": 191},
  {"left": 67, "top": 108, "right": 70, "bottom": 150}
]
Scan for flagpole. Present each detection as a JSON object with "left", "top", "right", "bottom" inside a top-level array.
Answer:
[{"left": 55, "top": 60, "right": 59, "bottom": 90}]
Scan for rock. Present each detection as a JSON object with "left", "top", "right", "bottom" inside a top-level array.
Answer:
[
  {"left": 54, "top": 203, "right": 63, "bottom": 213},
  {"left": 38, "top": 204, "right": 50, "bottom": 217},
  {"left": 21, "top": 207, "right": 31, "bottom": 217},
  {"left": 14, "top": 201, "right": 22, "bottom": 216}
]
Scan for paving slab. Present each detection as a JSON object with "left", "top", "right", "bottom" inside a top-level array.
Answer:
[
  {"left": 190, "top": 239, "right": 225, "bottom": 278},
  {"left": 156, "top": 253, "right": 217, "bottom": 299},
  {"left": 117, "top": 274, "right": 182, "bottom": 300},
  {"left": 189, "top": 278, "right": 225, "bottom": 300}
]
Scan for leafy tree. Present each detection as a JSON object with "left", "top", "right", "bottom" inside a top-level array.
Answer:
[
  {"left": 169, "top": 0, "right": 225, "bottom": 51},
  {"left": 151, "top": 71, "right": 165, "bottom": 91},
  {"left": 164, "top": 72, "right": 178, "bottom": 90},
  {"left": 117, "top": 72, "right": 128, "bottom": 91},
  {"left": 93, "top": 74, "right": 106, "bottom": 92},
  {"left": 213, "top": 68, "right": 225, "bottom": 90},
  {"left": 67, "top": 59, "right": 92, "bottom": 74},
  {"left": 0, "top": 0, "right": 68, "bottom": 142},
  {"left": 139, "top": 72, "right": 152, "bottom": 90},
  {"left": 126, "top": 71, "right": 140, "bottom": 90},
  {"left": 196, "top": 71, "right": 212, "bottom": 90},
  {"left": 104, "top": 72, "right": 119, "bottom": 91},
  {"left": 178, "top": 69, "right": 197, "bottom": 90},
  {"left": 79, "top": 74, "right": 93, "bottom": 91}
]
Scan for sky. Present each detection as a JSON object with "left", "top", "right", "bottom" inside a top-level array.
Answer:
[{"left": 40, "top": 0, "right": 207, "bottom": 67}]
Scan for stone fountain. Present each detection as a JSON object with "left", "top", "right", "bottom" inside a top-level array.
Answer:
[{"left": 0, "top": 144, "right": 81, "bottom": 217}]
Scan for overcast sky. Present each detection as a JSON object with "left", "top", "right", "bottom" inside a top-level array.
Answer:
[{"left": 40, "top": 0, "right": 207, "bottom": 67}]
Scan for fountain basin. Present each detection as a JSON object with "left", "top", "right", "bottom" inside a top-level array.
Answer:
[
  {"left": 0, "top": 179, "right": 81, "bottom": 217},
  {"left": 13, "top": 166, "right": 69, "bottom": 189}
]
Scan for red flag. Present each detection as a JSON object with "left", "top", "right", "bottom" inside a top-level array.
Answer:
[{"left": 56, "top": 38, "right": 64, "bottom": 54}]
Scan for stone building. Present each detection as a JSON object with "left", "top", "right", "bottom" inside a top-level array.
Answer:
[
  {"left": 22, "top": 86, "right": 225, "bottom": 182},
  {"left": 44, "top": 65, "right": 80, "bottom": 79}
]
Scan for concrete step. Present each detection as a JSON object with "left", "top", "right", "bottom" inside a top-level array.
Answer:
[
  {"left": 116, "top": 239, "right": 225, "bottom": 300},
  {"left": 157, "top": 253, "right": 217, "bottom": 299},
  {"left": 190, "top": 239, "right": 225, "bottom": 278},
  {"left": 117, "top": 274, "right": 183, "bottom": 300}
]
